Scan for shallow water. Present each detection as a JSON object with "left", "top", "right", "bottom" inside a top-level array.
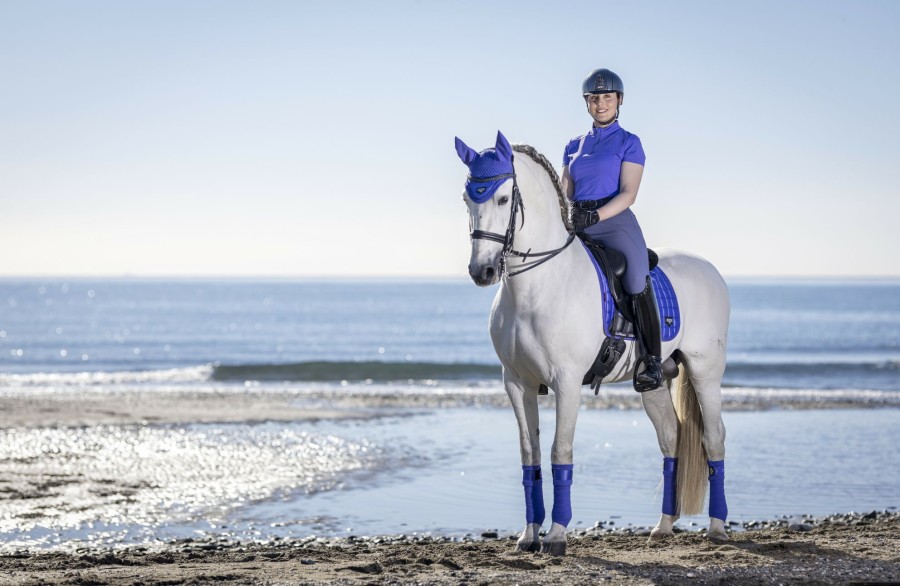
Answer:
[
  {"left": 0, "top": 421, "right": 388, "bottom": 549},
  {"left": 255, "top": 406, "right": 900, "bottom": 537},
  {"left": 2, "top": 406, "right": 896, "bottom": 550}
]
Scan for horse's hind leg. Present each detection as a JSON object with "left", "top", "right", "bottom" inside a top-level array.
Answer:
[
  {"left": 678, "top": 325, "right": 729, "bottom": 540},
  {"left": 540, "top": 378, "right": 582, "bottom": 557},
  {"left": 640, "top": 377, "right": 680, "bottom": 541},
  {"left": 691, "top": 374, "right": 729, "bottom": 541},
  {"left": 504, "top": 374, "right": 543, "bottom": 552}
]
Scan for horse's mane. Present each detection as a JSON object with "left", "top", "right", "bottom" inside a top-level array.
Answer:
[{"left": 512, "top": 143, "right": 573, "bottom": 232}]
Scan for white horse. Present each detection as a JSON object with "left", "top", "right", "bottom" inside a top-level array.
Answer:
[{"left": 455, "top": 132, "right": 730, "bottom": 556}]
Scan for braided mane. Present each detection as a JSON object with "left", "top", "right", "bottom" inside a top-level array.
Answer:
[{"left": 512, "top": 143, "right": 573, "bottom": 232}]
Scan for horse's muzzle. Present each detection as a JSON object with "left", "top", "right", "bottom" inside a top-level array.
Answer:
[{"left": 469, "top": 262, "right": 500, "bottom": 287}]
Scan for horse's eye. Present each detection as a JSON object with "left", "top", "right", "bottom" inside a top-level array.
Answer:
[{"left": 497, "top": 196, "right": 509, "bottom": 205}]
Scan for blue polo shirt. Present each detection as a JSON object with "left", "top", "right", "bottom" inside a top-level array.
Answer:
[{"left": 563, "top": 121, "right": 645, "bottom": 202}]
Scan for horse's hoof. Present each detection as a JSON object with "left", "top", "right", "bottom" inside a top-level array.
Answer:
[
  {"left": 540, "top": 539, "right": 566, "bottom": 557},
  {"left": 516, "top": 539, "right": 540, "bottom": 553},
  {"left": 708, "top": 518, "right": 729, "bottom": 542},
  {"left": 647, "top": 527, "right": 673, "bottom": 543}
]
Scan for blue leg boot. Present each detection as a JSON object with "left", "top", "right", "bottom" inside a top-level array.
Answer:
[
  {"left": 662, "top": 456, "right": 678, "bottom": 517},
  {"left": 517, "top": 465, "right": 544, "bottom": 552},
  {"left": 541, "top": 464, "right": 573, "bottom": 556},
  {"left": 707, "top": 459, "right": 729, "bottom": 541},
  {"left": 650, "top": 457, "right": 679, "bottom": 541}
]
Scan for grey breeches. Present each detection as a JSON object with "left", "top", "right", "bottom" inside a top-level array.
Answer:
[{"left": 582, "top": 208, "right": 649, "bottom": 295}]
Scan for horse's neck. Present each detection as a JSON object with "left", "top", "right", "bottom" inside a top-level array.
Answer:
[
  {"left": 507, "top": 158, "right": 570, "bottom": 257},
  {"left": 499, "top": 157, "right": 582, "bottom": 304}
]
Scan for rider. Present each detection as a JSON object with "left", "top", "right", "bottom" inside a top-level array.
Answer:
[{"left": 561, "top": 68, "right": 663, "bottom": 392}]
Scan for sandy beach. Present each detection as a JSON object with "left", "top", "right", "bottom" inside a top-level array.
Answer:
[{"left": 0, "top": 511, "right": 896, "bottom": 585}]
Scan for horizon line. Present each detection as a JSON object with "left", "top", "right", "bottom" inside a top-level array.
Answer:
[{"left": 1, "top": 274, "right": 900, "bottom": 282}]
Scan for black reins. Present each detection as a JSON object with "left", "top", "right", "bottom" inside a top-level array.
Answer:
[{"left": 468, "top": 165, "right": 575, "bottom": 278}]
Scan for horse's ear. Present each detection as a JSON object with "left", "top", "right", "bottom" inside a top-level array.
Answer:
[
  {"left": 455, "top": 137, "right": 477, "bottom": 166},
  {"left": 495, "top": 131, "right": 512, "bottom": 161}
]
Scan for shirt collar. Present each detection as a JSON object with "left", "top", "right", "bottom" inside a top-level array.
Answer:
[{"left": 587, "top": 120, "right": 621, "bottom": 139}]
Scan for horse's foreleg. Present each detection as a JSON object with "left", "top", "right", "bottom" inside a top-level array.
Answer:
[
  {"left": 541, "top": 382, "right": 581, "bottom": 557},
  {"left": 640, "top": 379, "right": 680, "bottom": 541},
  {"left": 505, "top": 377, "right": 542, "bottom": 552}
]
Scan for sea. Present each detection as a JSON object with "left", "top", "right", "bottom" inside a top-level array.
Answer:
[{"left": 0, "top": 278, "right": 898, "bottom": 550}]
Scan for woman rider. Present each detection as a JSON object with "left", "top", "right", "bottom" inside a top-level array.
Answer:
[{"left": 561, "top": 68, "right": 663, "bottom": 392}]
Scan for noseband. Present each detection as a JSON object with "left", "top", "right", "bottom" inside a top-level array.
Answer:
[{"left": 469, "top": 165, "right": 575, "bottom": 278}]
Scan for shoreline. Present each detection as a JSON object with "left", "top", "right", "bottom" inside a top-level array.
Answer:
[
  {"left": 1, "top": 385, "right": 898, "bottom": 430},
  {"left": 1, "top": 511, "right": 896, "bottom": 585}
]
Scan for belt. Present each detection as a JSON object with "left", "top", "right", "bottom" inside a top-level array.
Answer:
[{"left": 573, "top": 196, "right": 615, "bottom": 211}]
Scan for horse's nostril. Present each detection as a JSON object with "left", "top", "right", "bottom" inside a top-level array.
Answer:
[{"left": 484, "top": 266, "right": 495, "bottom": 280}]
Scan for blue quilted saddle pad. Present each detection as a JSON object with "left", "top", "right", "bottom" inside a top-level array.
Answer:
[{"left": 581, "top": 241, "right": 681, "bottom": 341}]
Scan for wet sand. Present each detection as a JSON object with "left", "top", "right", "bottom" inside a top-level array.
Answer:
[
  {"left": 1, "top": 383, "right": 896, "bottom": 431},
  {"left": 0, "top": 512, "right": 896, "bottom": 585},
  {"left": 0, "top": 387, "right": 366, "bottom": 429}
]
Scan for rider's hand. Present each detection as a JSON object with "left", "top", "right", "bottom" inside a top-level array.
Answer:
[{"left": 572, "top": 209, "right": 599, "bottom": 232}]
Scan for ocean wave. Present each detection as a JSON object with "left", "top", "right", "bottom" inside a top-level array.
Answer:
[
  {"left": 0, "top": 364, "right": 214, "bottom": 386},
  {"left": 723, "top": 360, "right": 899, "bottom": 392},
  {"left": 721, "top": 386, "right": 900, "bottom": 405},
  {"left": 210, "top": 361, "right": 500, "bottom": 382},
  {"left": 2, "top": 358, "right": 897, "bottom": 390},
  {"left": 213, "top": 358, "right": 898, "bottom": 387}
]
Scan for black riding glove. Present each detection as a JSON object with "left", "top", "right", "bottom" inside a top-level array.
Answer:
[{"left": 572, "top": 209, "right": 599, "bottom": 232}]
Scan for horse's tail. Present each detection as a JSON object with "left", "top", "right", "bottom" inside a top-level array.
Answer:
[{"left": 674, "top": 364, "right": 708, "bottom": 516}]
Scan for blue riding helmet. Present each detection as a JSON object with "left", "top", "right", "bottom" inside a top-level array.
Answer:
[
  {"left": 455, "top": 131, "right": 515, "bottom": 204},
  {"left": 582, "top": 68, "right": 624, "bottom": 101}
]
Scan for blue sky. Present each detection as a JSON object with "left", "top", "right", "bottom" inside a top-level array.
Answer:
[{"left": 1, "top": 0, "right": 898, "bottom": 277}]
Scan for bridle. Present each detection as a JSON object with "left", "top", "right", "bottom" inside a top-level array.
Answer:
[{"left": 468, "top": 161, "right": 575, "bottom": 278}]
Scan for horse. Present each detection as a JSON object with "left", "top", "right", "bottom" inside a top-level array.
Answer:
[{"left": 454, "top": 131, "right": 731, "bottom": 556}]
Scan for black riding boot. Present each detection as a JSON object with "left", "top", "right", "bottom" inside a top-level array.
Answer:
[{"left": 631, "top": 276, "right": 663, "bottom": 392}]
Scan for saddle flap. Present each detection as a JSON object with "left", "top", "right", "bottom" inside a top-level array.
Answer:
[
  {"left": 605, "top": 248, "right": 627, "bottom": 278},
  {"left": 581, "top": 239, "right": 657, "bottom": 278}
]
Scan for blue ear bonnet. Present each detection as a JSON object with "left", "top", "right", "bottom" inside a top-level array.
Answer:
[
  {"left": 455, "top": 131, "right": 515, "bottom": 204},
  {"left": 465, "top": 150, "right": 514, "bottom": 204}
]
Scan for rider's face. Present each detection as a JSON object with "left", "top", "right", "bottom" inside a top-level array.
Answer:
[{"left": 584, "top": 92, "right": 621, "bottom": 127}]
